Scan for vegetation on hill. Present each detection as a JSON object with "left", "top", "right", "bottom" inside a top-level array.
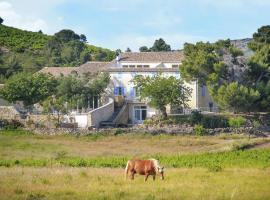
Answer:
[
  {"left": 0, "top": 24, "right": 116, "bottom": 83},
  {"left": 180, "top": 25, "right": 270, "bottom": 113}
]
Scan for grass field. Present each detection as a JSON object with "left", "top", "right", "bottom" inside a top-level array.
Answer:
[{"left": 0, "top": 130, "right": 270, "bottom": 199}]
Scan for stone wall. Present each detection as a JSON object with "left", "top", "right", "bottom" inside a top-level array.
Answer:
[
  {"left": 0, "top": 106, "right": 20, "bottom": 120},
  {"left": 87, "top": 97, "right": 114, "bottom": 128}
]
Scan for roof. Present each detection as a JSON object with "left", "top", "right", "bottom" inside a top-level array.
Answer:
[
  {"left": 76, "top": 62, "right": 110, "bottom": 74},
  {"left": 118, "top": 51, "right": 184, "bottom": 63},
  {"left": 39, "top": 52, "right": 183, "bottom": 76},
  {"left": 38, "top": 67, "right": 77, "bottom": 77}
]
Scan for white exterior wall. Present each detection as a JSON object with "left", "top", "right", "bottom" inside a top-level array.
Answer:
[
  {"left": 119, "top": 62, "right": 181, "bottom": 68},
  {"left": 109, "top": 61, "right": 198, "bottom": 124}
]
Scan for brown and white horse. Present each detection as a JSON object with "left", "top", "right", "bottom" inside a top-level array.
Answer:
[{"left": 125, "top": 159, "right": 164, "bottom": 181}]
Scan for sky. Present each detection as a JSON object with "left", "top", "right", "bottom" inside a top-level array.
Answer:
[{"left": 1, "top": 0, "right": 270, "bottom": 51}]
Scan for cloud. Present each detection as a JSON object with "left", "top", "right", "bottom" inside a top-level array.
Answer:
[{"left": 0, "top": 1, "right": 48, "bottom": 32}]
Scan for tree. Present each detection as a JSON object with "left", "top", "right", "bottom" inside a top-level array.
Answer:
[
  {"left": 0, "top": 17, "right": 3, "bottom": 24},
  {"left": 115, "top": 49, "right": 122, "bottom": 56},
  {"left": 139, "top": 46, "right": 149, "bottom": 52},
  {"left": 212, "top": 82, "right": 260, "bottom": 113},
  {"left": 0, "top": 72, "right": 57, "bottom": 107},
  {"left": 54, "top": 29, "right": 80, "bottom": 42},
  {"left": 125, "top": 47, "right": 131, "bottom": 52},
  {"left": 80, "top": 34, "right": 87, "bottom": 43},
  {"left": 51, "top": 72, "right": 110, "bottom": 111},
  {"left": 132, "top": 74, "right": 191, "bottom": 118},
  {"left": 150, "top": 38, "right": 171, "bottom": 52},
  {"left": 180, "top": 39, "right": 256, "bottom": 112}
]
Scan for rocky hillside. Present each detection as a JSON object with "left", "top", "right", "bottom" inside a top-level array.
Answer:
[{"left": 230, "top": 38, "right": 253, "bottom": 56}]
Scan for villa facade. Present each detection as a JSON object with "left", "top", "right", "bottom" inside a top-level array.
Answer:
[
  {"left": 38, "top": 51, "right": 217, "bottom": 127},
  {"left": 106, "top": 52, "right": 216, "bottom": 124}
]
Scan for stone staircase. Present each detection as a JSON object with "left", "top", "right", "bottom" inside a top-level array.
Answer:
[{"left": 99, "top": 103, "right": 128, "bottom": 128}]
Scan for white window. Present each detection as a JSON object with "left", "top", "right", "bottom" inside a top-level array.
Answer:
[{"left": 134, "top": 106, "right": 147, "bottom": 122}]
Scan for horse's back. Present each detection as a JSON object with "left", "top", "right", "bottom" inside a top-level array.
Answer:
[{"left": 127, "top": 159, "right": 155, "bottom": 175}]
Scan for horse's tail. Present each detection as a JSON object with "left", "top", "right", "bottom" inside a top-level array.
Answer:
[{"left": 125, "top": 160, "right": 130, "bottom": 180}]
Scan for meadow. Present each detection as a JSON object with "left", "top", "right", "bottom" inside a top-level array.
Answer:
[{"left": 0, "top": 130, "right": 270, "bottom": 200}]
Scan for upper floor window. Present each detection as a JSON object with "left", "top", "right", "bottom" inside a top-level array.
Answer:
[
  {"left": 143, "top": 65, "right": 150, "bottom": 68},
  {"left": 129, "top": 65, "right": 135, "bottom": 68},
  {"left": 137, "top": 65, "right": 142, "bottom": 68},
  {"left": 114, "top": 87, "right": 124, "bottom": 96},
  {"left": 123, "top": 65, "right": 128, "bottom": 68},
  {"left": 172, "top": 64, "right": 180, "bottom": 68}
]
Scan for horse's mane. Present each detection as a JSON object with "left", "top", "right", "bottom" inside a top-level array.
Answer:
[{"left": 149, "top": 159, "right": 161, "bottom": 172}]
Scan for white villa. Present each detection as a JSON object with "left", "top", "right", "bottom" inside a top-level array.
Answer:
[{"left": 38, "top": 51, "right": 216, "bottom": 127}]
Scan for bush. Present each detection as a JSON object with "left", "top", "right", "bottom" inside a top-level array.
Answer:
[
  {"left": 189, "top": 110, "right": 203, "bottom": 125},
  {"left": 194, "top": 124, "right": 207, "bottom": 136},
  {"left": 201, "top": 115, "right": 229, "bottom": 129},
  {"left": 229, "top": 116, "right": 246, "bottom": 128},
  {"left": 0, "top": 119, "right": 24, "bottom": 130}
]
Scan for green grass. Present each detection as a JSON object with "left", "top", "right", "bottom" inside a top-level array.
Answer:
[
  {"left": 0, "top": 148, "right": 269, "bottom": 168},
  {"left": 0, "top": 167, "right": 269, "bottom": 200},
  {"left": 0, "top": 130, "right": 270, "bottom": 199}
]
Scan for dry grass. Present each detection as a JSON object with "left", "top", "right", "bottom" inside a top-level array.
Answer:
[
  {"left": 0, "top": 167, "right": 269, "bottom": 200},
  {"left": 2, "top": 131, "right": 269, "bottom": 160}
]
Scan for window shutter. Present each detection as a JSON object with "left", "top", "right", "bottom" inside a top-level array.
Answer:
[
  {"left": 114, "top": 87, "right": 118, "bottom": 96},
  {"left": 122, "top": 87, "right": 125, "bottom": 95},
  {"left": 130, "top": 87, "right": 135, "bottom": 97}
]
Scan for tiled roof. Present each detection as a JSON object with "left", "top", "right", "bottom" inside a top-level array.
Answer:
[
  {"left": 118, "top": 51, "right": 184, "bottom": 62},
  {"left": 39, "top": 52, "right": 183, "bottom": 76},
  {"left": 38, "top": 67, "right": 77, "bottom": 77},
  {"left": 76, "top": 62, "right": 110, "bottom": 74}
]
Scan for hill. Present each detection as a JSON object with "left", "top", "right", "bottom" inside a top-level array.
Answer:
[{"left": 0, "top": 25, "right": 116, "bottom": 83}]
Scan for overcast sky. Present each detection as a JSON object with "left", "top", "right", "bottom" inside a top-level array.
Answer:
[{"left": 1, "top": 0, "right": 270, "bottom": 51}]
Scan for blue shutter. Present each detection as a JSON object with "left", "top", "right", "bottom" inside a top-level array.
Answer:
[
  {"left": 114, "top": 87, "right": 118, "bottom": 96},
  {"left": 130, "top": 87, "right": 135, "bottom": 97},
  {"left": 122, "top": 87, "right": 125, "bottom": 95}
]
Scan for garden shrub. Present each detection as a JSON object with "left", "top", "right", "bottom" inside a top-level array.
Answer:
[
  {"left": 194, "top": 124, "right": 207, "bottom": 136},
  {"left": 229, "top": 116, "right": 246, "bottom": 128},
  {"left": 189, "top": 110, "right": 203, "bottom": 125},
  {"left": 0, "top": 119, "right": 24, "bottom": 130},
  {"left": 201, "top": 115, "right": 229, "bottom": 129}
]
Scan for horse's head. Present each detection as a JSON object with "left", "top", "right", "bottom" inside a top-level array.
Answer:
[{"left": 157, "top": 166, "right": 165, "bottom": 180}]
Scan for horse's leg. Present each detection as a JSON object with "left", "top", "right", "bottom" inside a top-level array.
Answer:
[
  {"left": 153, "top": 175, "right": 156, "bottom": 181},
  {"left": 131, "top": 171, "right": 135, "bottom": 180},
  {"left": 145, "top": 173, "right": 149, "bottom": 182}
]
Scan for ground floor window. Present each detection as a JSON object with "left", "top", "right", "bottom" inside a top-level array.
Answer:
[{"left": 134, "top": 106, "right": 147, "bottom": 122}]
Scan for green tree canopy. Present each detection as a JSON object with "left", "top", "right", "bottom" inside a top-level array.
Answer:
[
  {"left": 132, "top": 74, "right": 191, "bottom": 118},
  {"left": 0, "top": 17, "right": 3, "bottom": 24},
  {"left": 150, "top": 38, "right": 171, "bottom": 52},
  {"left": 211, "top": 82, "right": 260, "bottom": 113},
  {"left": 139, "top": 46, "right": 149, "bottom": 52},
  {"left": 0, "top": 72, "right": 57, "bottom": 107}
]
